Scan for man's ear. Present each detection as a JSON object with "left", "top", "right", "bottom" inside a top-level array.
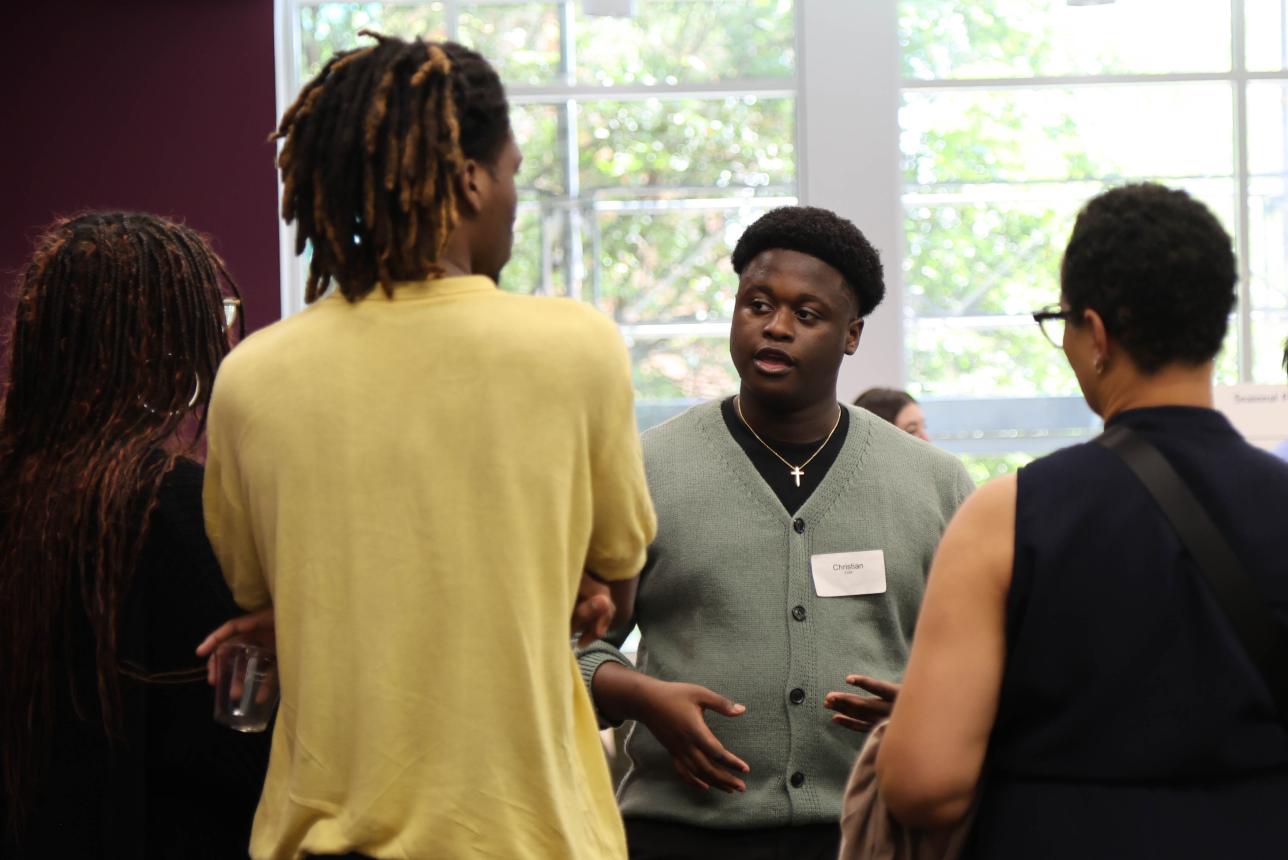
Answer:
[
  {"left": 455, "top": 158, "right": 486, "bottom": 217},
  {"left": 845, "top": 318, "right": 864, "bottom": 355}
]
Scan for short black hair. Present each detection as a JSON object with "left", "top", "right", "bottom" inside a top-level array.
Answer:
[
  {"left": 1061, "top": 183, "right": 1236, "bottom": 374},
  {"left": 731, "top": 206, "right": 885, "bottom": 317}
]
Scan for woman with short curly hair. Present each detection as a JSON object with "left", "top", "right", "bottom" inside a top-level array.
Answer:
[{"left": 870, "top": 184, "right": 1288, "bottom": 858}]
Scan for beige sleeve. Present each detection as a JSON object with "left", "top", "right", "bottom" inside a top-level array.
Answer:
[
  {"left": 583, "top": 318, "right": 657, "bottom": 582},
  {"left": 202, "top": 372, "right": 271, "bottom": 612}
]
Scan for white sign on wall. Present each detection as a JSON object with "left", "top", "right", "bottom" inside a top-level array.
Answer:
[{"left": 1214, "top": 385, "right": 1288, "bottom": 457}]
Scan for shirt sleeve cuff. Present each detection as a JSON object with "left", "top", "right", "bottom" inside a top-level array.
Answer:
[
  {"left": 577, "top": 645, "right": 632, "bottom": 729},
  {"left": 585, "top": 545, "right": 648, "bottom": 582}
]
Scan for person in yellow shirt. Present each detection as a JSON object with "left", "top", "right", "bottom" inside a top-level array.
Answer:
[{"left": 199, "top": 34, "right": 656, "bottom": 860}]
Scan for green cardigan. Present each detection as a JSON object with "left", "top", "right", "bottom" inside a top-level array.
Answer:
[{"left": 578, "top": 400, "right": 974, "bottom": 829}]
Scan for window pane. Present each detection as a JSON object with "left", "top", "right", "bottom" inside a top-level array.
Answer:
[
  {"left": 502, "top": 204, "right": 571, "bottom": 296},
  {"left": 1251, "top": 310, "right": 1288, "bottom": 383},
  {"left": 575, "top": 0, "right": 795, "bottom": 86},
  {"left": 902, "top": 85, "right": 1234, "bottom": 186},
  {"left": 628, "top": 334, "right": 735, "bottom": 401},
  {"left": 299, "top": 3, "right": 447, "bottom": 79},
  {"left": 290, "top": 0, "right": 799, "bottom": 393},
  {"left": 908, "top": 318, "right": 1080, "bottom": 398},
  {"left": 513, "top": 103, "right": 566, "bottom": 196},
  {"left": 1230, "top": 79, "right": 1286, "bottom": 382},
  {"left": 1247, "top": 81, "right": 1288, "bottom": 178},
  {"left": 899, "top": 0, "right": 1230, "bottom": 81},
  {"left": 1215, "top": 322, "right": 1241, "bottom": 386},
  {"left": 578, "top": 96, "right": 795, "bottom": 192},
  {"left": 459, "top": 2, "right": 563, "bottom": 86},
  {"left": 589, "top": 203, "right": 788, "bottom": 324},
  {"left": 1247, "top": 175, "right": 1288, "bottom": 312},
  {"left": 1246, "top": 0, "right": 1288, "bottom": 72},
  {"left": 904, "top": 191, "right": 1077, "bottom": 320}
]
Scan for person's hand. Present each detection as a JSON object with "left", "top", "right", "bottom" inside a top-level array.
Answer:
[
  {"left": 571, "top": 572, "right": 615, "bottom": 647},
  {"left": 637, "top": 680, "right": 750, "bottom": 793},
  {"left": 196, "top": 608, "right": 275, "bottom": 685},
  {"left": 823, "top": 675, "right": 900, "bottom": 733}
]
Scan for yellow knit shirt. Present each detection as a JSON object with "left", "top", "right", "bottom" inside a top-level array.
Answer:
[{"left": 204, "top": 276, "right": 655, "bottom": 860}]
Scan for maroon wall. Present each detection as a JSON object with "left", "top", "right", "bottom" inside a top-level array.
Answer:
[{"left": 0, "top": 0, "right": 281, "bottom": 359}]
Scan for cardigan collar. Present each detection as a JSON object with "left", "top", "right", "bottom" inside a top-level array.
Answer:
[{"left": 693, "top": 399, "right": 874, "bottom": 525}]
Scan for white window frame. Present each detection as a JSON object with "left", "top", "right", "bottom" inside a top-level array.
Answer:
[
  {"left": 273, "top": 1, "right": 1288, "bottom": 454},
  {"left": 273, "top": 0, "right": 805, "bottom": 322}
]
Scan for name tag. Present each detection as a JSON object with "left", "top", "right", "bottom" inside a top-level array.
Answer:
[{"left": 810, "top": 550, "right": 887, "bottom": 597}]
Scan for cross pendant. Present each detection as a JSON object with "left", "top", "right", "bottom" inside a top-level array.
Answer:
[{"left": 790, "top": 466, "right": 804, "bottom": 487}]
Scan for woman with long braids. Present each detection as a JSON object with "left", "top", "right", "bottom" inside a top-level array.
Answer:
[{"left": 0, "top": 212, "right": 268, "bottom": 858}]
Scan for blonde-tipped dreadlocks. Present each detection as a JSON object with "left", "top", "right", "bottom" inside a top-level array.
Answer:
[{"left": 273, "top": 33, "right": 511, "bottom": 302}]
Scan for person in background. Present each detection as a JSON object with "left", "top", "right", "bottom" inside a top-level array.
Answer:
[
  {"left": 876, "top": 183, "right": 1288, "bottom": 857},
  {"left": 853, "top": 387, "right": 929, "bottom": 441},
  {"left": 201, "top": 33, "right": 654, "bottom": 860},
  {"left": 0, "top": 212, "right": 267, "bottom": 859},
  {"left": 578, "top": 206, "right": 972, "bottom": 860}
]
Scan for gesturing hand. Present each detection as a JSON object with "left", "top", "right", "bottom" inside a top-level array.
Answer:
[
  {"left": 638, "top": 681, "right": 750, "bottom": 793},
  {"left": 823, "top": 674, "right": 900, "bottom": 733}
]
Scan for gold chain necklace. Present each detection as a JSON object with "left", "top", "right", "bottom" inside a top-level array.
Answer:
[{"left": 735, "top": 396, "right": 842, "bottom": 487}]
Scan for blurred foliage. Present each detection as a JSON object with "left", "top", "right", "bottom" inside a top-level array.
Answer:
[
  {"left": 576, "top": 0, "right": 794, "bottom": 86},
  {"left": 297, "top": 0, "right": 795, "bottom": 402},
  {"left": 900, "top": 3, "right": 1086, "bottom": 403},
  {"left": 579, "top": 97, "right": 793, "bottom": 191},
  {"left": 458, "top": 3, "right": 562, "bottom": 85},
  {"left": 594, "top": 207, "right": 742, "bottom": 325},
  {"left": 295, "top": 1, "right": 1263, "bottom": 425},
  {"left": 900, "top": 0, "right": 1059, "bottom": 81},
  {"left": 299, "top": 4, "right": 447, "bottom": 78},
  {"left": 959, "top": 452, "right": 1033, "bottom": 486},
  {"left": 631, "top": 335, "right": 736, "bottom": 400},
  {"left": 899, "top": 0, "right": 1229, "bottom": 80}
]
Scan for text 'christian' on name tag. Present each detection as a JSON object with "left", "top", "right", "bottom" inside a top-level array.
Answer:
[{"left": 809, "top": 550, "right": 887, "bottom": 597}]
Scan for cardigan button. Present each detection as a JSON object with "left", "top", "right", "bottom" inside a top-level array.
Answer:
[
  {"left": 789, "top": 687, "right": 805, "bottom": 705},
  {"left": 791, "top": 605, "right": 807, "bottom": 622},
  {"left": 793, "top": 518, "right": 805, "bottom": 534},
  {"left": 790, "top": 771, "right": 806, "bottom": 788}
]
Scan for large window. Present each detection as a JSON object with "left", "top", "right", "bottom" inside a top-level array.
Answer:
[
  {"left": 899, "top": 0, "right": 1288, "bottom": 480},
  {"left": 276, "top": 2, "right": 1288, "bottom": 481},
  {"left": 279, "top": 0, "right": 797, "bottom": 424}
]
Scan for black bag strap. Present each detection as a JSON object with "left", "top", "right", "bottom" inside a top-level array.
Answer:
[{"left": 1097, "top": 423, "right": 1288, "bottom": 725}]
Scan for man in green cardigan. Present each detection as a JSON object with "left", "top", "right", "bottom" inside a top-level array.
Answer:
[{"left": 578, "top": 206, "right": 974, "bottom": 859}]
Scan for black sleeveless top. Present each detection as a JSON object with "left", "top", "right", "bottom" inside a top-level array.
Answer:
[{"left": 964, "top": 407, "right": 1288, "bottom": 859}]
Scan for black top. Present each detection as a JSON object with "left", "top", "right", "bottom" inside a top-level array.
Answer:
[
  {"left": 965, "top": 407, "right": 1288, "bottom": 859},
  {"left": 720, "top": 397, "right": 849, "bottom": 514},
  {"left": 1, "top": 458, "right": 269, "bottom": 860}
]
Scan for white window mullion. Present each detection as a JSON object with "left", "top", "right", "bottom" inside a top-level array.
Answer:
[
  {"left": 275, "top": 0, "right": 304, "bottom": 319},
  {"left": 1233, "top": 0, "right": 1256, "bottom": 382}
]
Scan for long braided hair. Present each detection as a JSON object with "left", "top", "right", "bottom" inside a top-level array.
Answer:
[
  {"left": 273, "top": 32, "right": 511, "bottom": 303},
  {"left": 0, "top": 211, "right": 241, "bottom": 824}
]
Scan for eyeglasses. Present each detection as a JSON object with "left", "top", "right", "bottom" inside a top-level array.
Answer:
[
  {"left": 222, "top": 297, "right": 242, "bottom": 331},
  {"left": 1032, "top": 305, "right": 1075, "bottom": 348}
]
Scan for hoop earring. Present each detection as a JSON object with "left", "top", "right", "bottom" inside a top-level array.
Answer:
[{"left": 141, "top": 373, "right": 201, "bottom": 417}]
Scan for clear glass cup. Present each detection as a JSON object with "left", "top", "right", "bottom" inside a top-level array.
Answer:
[{"left": 213, "top": 643, "right": 278, "bottom": 732}]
